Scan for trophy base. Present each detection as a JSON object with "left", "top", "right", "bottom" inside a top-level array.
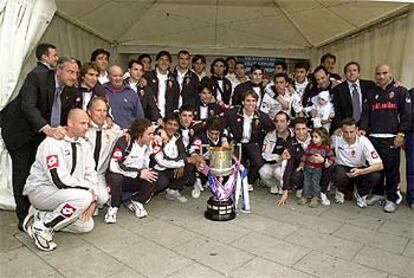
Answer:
[{"left": 205, "top": 196, "right": 236, "bottom": 221}]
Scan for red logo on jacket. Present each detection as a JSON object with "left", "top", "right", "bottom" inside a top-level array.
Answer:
[{"left": 46, "top": 155, "right": 59, "bottom": 169}]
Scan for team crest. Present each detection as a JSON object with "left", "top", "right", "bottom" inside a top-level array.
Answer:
[
  {"left": 351, "top": 149, "right": 356, "bottom": 156},
  {"left": 186, "top": 77, "right": 191, "bottom": 85},
  {"left": 140, "top": 89, "right": 145, "bottom": 96},
  {"left": 152, "top": 79, "right": 156, "bottom": 83},
  {"left": 375, "top": 94, "right": 379, "bottom": 99},
  {"left": 75, "top": 97, "right": 81, "bottom": 103},
  {"left": 168, "top": 80, "right": 173, "bottom": 89},
  {"left": 389, "top": 91, "right": 394, "bottom": 99},
  {"left": 406, "top": 96, "right": 412, "bottom": 103},
  {"left": 225, "top": 84, "right": 230, "bottom": 91}
]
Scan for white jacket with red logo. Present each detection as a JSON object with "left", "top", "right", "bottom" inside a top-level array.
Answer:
[{"left": 23, "top": 136, "right": 97, "bottom": 195}]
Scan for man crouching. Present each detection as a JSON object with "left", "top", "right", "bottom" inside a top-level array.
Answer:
[{"left": 23, "top": 109, "right": 98, "bottom": 252}]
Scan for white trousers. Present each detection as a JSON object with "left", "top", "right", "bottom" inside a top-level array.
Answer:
[
  {"left": 259, "top": 161, "right": 287, "bottom": 188},
  {"left": 28, "top": 185, "right": 94, "bottom": 233}
]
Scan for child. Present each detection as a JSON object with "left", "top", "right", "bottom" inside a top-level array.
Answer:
[
  {"left": 304, "top": 90, "right": 334, "bottom": 131},
  {"left": 297, "top": 128, "right": 334, "bottom": 207}
]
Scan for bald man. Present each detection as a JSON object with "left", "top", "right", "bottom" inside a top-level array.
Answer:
[
  {"left": 103, "top": 65, "right": 144, "bottom": 129},
  {"left": 22, "top": 109, "right": 98, "bottom": 252},
  {"left": 360, "top": 64, "right": 411, "bottom": 213}
]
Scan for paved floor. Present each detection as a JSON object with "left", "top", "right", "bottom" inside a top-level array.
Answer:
[{"left": 1, "top": 187, "right": 413, "bottom": 278}]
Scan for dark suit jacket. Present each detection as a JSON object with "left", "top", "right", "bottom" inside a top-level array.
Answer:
[
  {"left": 172, "top": 69, "right": 200, "bottom": 108},
  {"left": 332, "top": 79, "right": 375, "bottom": 131},
  {"left": 1, "top": 68, "right": 76, "bottom": 150},
  {"left": 223, "top": 106, "right": 274, "bottom": 145},
  {"left": 144, "top": 70, "right": 179, "bottom": 118}
]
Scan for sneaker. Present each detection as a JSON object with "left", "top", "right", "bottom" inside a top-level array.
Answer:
[
  {"left": 296, "top": 189, "right": 303, "bottom": 199},
  {"left": 297, "top": 197, "right": 308, "bottom": 205},
  {"left": 93, "top": 208, "right": 99, "bottom": 216},
  {"left": 29, "top": 214, "right": 57, "bottom": 252},
  {"left": 270, "top": 185, "right": 279, "bottom": 195},
  {"left": 335, "top": 190, "right": 345, "bottom": 204},
  {"left": 166, "top": 189, "right": 188, "bottom": 203},
  {"left": 309, "top": 197, "right": 320, "bottom": 208},
  {"left": 383, "top": 200, "right": 397, "bottom": 213},
  {"left": 367, "top": 194, "right": 385, "bottom": 206},
  {"left": 247, "top": 183, "right": 254, "bottom": 192},
  {"left": 354, "top": 192, "right": 367, "bottom": 208},
  {"left": 278, "top": 187, "right": 284, "bottom": 195},
  {"left": 104, "top": 207, "right": 118, "bottom": 224},
  {"left": 130, "top": 200, "right": 148, "bottom": 218},
  {"left": 320, "top": 193, "right": 331, "bottom": 206},
  {"left": 192, "top": 180, "right": 202, "bottom": 199},
  {"left": 22, "top": 206, "right": 36, "bottom": 233}
]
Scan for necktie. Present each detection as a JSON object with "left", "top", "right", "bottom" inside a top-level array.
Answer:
[
  {"left": 351, "top": 84, "right": 361, "bottom": 122},
  {"left": 94, "top": 130, "right": 102, "bottom": 170},
  {"left": 50, "top": 86, "right": 62, "bottom": 127}
]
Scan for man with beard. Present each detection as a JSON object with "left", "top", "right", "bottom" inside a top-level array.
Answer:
[
  {"left": 144, "top": 50, "right": 180, "bottom": 118},
  {"left": 232, "top": 64, "right": 265, "bottom": 108}
]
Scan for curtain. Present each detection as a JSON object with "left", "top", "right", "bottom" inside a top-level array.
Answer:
[
  {"left": 312, "top": 10, "right": 413, "bottom": 89},
  {"left": 0, "top": 0, "right": 56, "bottom": 210}
]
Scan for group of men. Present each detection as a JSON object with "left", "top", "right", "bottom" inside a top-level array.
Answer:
[{"left": 1, "top": 43, "right": 412, "bottom": 252}]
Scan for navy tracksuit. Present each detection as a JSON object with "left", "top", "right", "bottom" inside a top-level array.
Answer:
[{"left": 360, "top": 82, "right": 412, "bottom": 203}]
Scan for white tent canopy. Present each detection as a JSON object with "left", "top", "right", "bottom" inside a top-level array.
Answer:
[{"left": 0, "top": 0, "right": 413, "bottom": 209}]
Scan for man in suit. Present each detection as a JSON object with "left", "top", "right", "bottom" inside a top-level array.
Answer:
[
  {"left": 332, "top": 62, "right": 375, "bottom": 134},
  {"left": 201, "top": 58, "right": 232, "bottom": 106},
  {"left": 1, "top": 57, "right": 79, "bottom": 230},
  {"left": 232, "top": 64, "right": 265, "bottom": 108},
  {"left": 34, "top": 43, "right": 59, "bottom": 71}
]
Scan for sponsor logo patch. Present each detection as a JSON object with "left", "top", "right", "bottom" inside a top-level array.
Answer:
[
  {"left": 112, "top": 148, "right": 123, "bottom": 160},
  {"left": 46, "top": 155, "right": 59, "bottom": 169},
  {"left": 371, "top": 151, "right": 379, "bottom": 159},
  {"left": 60, "top": 203, "right": 76, "bottom": 218}
]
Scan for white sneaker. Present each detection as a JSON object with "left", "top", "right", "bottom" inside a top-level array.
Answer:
[
  {"left": 354, "top": 192, "right": 367, "bottom": 208},
  {"left": 166, "top": 189, "right": 188, "bottom": 203},
  {"left": 296, "top": 189, "right": 303, "bottom": 199},
  {"left": 320, "top": 193, "right": 331, "bottom": 206},
  {"left": 367, "top": 194, "right": 385, "bottom": 206},
  {"left": 247, "top": 183, "right": 254, "bottom": 192},
  {"left": 29, "top": 213, "right": 57, "bottom": 252},
  {"left": 93, "top": 208, "right": 99, "bottom": 216},
  {"left": 383, "top": 200, "right": 397, "bottom": 213},
  {"left": 278, "top": 187, "right": 284, "bottom": 195},
  {"left": 192, "top": 179, "right": 203, "bottom": 199},
  {"left": 270, "top": 185, "right": 278, "bottom": 195},
  {"left": 335, "top": 190, "right": 345, "bottom": 204},
  {"left": 104, "top": 207, "right": 118, "bottom": 224},
  {"left": 22, "top": 206, "right": 36, "bottom": 233},
  {"left": 130, "top": 200, "right": 148, "bottom": 218}
]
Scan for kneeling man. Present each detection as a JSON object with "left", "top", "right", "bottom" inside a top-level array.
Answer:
[
  {"left": 23, "top": 109, "right": 98, "bottom": 252},
  {"left": 332, "top": 118, "right": 383, "bottom": 208}
]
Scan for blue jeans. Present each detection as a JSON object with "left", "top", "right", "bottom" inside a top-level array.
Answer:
[
  {"left": 303, "top": 165, "right": 322, "bottom": 198},
  {"left": 406, "top": 133, "right": 414, "bottom": 205}
]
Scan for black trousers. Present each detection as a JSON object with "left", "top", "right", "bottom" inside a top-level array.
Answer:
[
  {"left": 290, "top": 164, "right": 333, "bottom": 193},
  {"left": 333, "top": 165, "right": 380, "bottom": 197},
  {"left": 7, "top": 136, "right": 42, "bottom": 225},
  {"left": 109, "top": 171, "right": 169, "bottom": 207},
  {"left": 162, "top": 163, "right": 196, "bottom": 190},
  {"left": 242, "top": 142, "right": 264, "bottom": 184},
  {"left": 370, "top": 137, "right": 401, "bottom": 202}
]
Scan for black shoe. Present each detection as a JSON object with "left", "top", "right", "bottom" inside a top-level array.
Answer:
[{"left": 17, "top": 221, "right": 24, "bottom": 232}]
